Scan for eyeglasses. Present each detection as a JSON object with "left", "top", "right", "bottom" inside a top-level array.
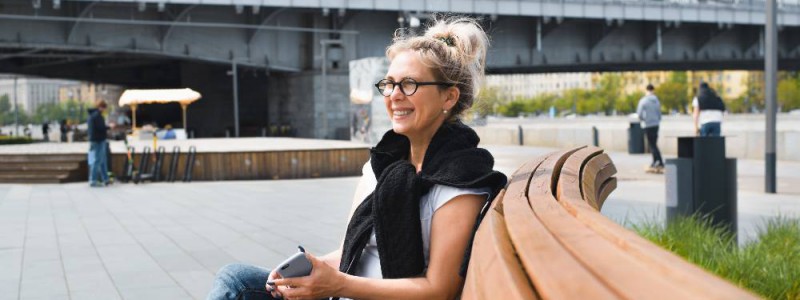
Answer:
[{"left": 374, "top": 78, "right": 454, "bottom": 97}]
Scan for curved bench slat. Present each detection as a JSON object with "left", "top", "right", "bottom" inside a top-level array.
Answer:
[
  {"left": 463, "top": 190, "right": 540, "bottom": 300},
  {"left": 529, "top": 149, "right": 702, "bottom": 300},
  {"left": 556, "top": 148, "right": 760, "bottom": 299},
  {"left": 556, "top": 146, "right": 603, "bottom": 203},
  {"left": 504, "top": 150, "right": 619, "bottom": 300},
  {"left": 582, "top": 153, "right": 617, "bottom": 210}
]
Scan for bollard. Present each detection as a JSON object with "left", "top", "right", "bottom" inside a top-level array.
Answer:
[
  {"left": 518, "top": 125, "right": 523, "bottom": 146},
  {"left": 592, "top": 126, "right": 599, "bottom": 147}
]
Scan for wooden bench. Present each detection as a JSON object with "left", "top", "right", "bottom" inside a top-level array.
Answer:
[{"left": 462, "top": 146, "right": 757, "bottom": 299}]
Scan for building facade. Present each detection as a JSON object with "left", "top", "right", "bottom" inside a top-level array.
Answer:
[{"left": 0, "top": 76, "right": 78, "bottom": 114}]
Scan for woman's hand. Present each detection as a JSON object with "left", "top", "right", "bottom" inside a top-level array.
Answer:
[
  {"left": 266, "top": 269, "right": 283, "bottom": 299},
  {"left": 272, "top": 252, "right": 346, "bottom": 300}
]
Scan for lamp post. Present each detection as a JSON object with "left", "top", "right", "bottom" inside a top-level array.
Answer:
[
  {"left": 765, "top": 0, "right": 777, "bottom": 193},
  {"left": 13, "top": 76, "right": 19, "bottom": 136},
  {"left": 232, "top": 60, "right": 239, "bottom": 137},
  {"left": 320, "top": 39, "right": 342, "bottom": 139}
]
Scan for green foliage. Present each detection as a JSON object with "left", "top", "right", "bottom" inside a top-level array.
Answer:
[
  {"left": 655, "top": 81, "right": 689, "bottom": 113},
  {"left": 633, "top": 215, "right": 800, "bottom": 299},
  {"left": 0, "top": 94, "right": 10, "bottom": 113},
  {"left": 777, "top": 77, "right": 800, "bottom": 111},
  {"left": 473, "top": 87, "right": 506, "bottom": 118},
  {"left": 617, "top": 91, "right": 644, "bottom": 114},
  {"left": 0, "top": 136, "right": 34, "bottom": 145},
  {"left": 595, "top": 73, "right": 623, "bottom": 114}
]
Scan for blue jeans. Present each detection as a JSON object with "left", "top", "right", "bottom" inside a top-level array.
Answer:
[
  {"left": 700, "top": 122, "right": 721, "bottom": 137},
  {"left": 88, "top": 140, "right": 109, "bottom": 184},
  {"left": 208, "top": 263, "right": 279, "bottom": 300}
]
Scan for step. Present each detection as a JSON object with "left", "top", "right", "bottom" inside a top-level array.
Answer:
[
  {"left": 0, "top": 154, "right": 86, "bottom": 163},
  {"left": 0, "top": 162, "right": 83, "bottom": 172},
  {"left": 0, "top": 177, "right": 63, "bottom": 184},
  {"left": 0, "top": 171, "right": 71, "bottom": 183}
]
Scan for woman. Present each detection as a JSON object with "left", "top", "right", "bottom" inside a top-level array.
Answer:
[{"left": 208, "top": 16, "right": 506, "bottom": 300}]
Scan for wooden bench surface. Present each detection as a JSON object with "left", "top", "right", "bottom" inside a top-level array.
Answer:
[{"left": 462, "top": 146, "right": 758, "bottom": 300}]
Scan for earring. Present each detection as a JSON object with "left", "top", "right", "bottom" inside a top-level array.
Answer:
[{"left": 443, "top": 109, "right": 448, "bottom": 114}]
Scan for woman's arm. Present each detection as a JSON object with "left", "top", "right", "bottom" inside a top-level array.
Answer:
[{"left": 273, "top": 193, "right": 485, "bottom": 300}]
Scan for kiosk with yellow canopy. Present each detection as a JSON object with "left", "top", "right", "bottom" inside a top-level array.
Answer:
[{"left": 118, "top": 88, "right": 202, "bottom": 132}]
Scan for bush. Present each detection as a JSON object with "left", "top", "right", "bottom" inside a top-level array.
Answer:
[
  {"left": 0, "top": 136, "right": 34, "bottom": 145},
  {"left": 632, "top": 215, "right": 800, "bottom": 299}
]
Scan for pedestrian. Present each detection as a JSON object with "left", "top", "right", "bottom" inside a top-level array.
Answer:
[
  {"left": 59, "top": 119, "right": 68, "bottom": 142},
  {"left": 692, "top": 82, "right": 725, "bottom": 137},
  {"left": 208, "top": 16, "right": 506, "bottom": 300},
  {"left": 87, "top": 100, "right": 110, "bottom": 187},
  {"left": 637, "top": 84, "right": 664, "bottom": 172},
  {"left": 41, "top": 121, "right": 50, "bottom": 142}
]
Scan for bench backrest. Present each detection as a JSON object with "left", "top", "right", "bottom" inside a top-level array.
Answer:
[{"left": 462, "top": 146, "right": 757, "bottom": 300}]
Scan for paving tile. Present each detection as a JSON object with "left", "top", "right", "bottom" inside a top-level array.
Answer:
[
  {"left": 106, "top": 270, "right": 176, "bottom": 290},
  {"left": 62, "top": 255, "right": 106, "bottom": 275},
  {"left": 151, "top": 253, "right": 206, "bottom": 273},
  {"left": 65, "top": 270, "right": 118, "bottom": 292},
  {"left": 118, "top": 286, "right": 192, "bottom": 300},
  {"left": 169, "top": 270, "right": 216, "bottom": 300},
  {"left": 0, "top": 279, "right": 19, "bottom": 300},
  {"left": 20, "top": 259, "right": 63, "bottom": 280},
  {"left": 19, "top": 275, "right": 68, "bottom": 299},
  {"left": 70, "top": 289, "right": 123, "bottom": 300}
]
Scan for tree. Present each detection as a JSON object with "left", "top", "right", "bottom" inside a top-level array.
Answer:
[
  {"left": 474, "top": 86, "right": 506, "bottom": 118},
  {"left": 595, "top": 73, "right": 623, "bottom": 115},
  {"left": 617, "top": 91, "right": 644, "bottom": 114},
  {"left": 778, "top": 77, "right": 800, "bottom": 111},
  {"left": 655, "top": 81, "right": 689, "bottom": 113},
  {"left": 0, "top": 94, "right": 10, "bottom": 113}
]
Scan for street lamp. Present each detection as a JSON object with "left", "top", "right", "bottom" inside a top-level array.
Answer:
[{"left": 13, "top": 76, "right": 19, "bottom": 136}]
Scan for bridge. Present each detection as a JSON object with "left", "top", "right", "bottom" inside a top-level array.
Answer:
[{"left": 0, "top": 0, "right": 798, "bottom": 138}]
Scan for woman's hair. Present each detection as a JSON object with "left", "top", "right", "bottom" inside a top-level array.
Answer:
[{"left": 386, "top": 15, "right": 490, "bottom": 121}]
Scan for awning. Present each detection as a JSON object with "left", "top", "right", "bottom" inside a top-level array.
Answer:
[{"left": 118, "top": 88, "right": 201, "bottom": 107}]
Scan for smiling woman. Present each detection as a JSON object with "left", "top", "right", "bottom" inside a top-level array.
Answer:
[{"left": 207, "top": 16, "right": 505, "bottom": 300}]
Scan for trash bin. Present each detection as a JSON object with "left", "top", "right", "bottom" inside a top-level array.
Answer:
[
  {"left": 665, "top": 136, "right": 737, "bottom": 236},
  {"left": 628, "top": 122, "right": 644, "bottom": 154}
]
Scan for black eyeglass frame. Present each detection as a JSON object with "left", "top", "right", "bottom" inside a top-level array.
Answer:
[{"left": 374, "top": 78, "right": 455, "bottom": 97}]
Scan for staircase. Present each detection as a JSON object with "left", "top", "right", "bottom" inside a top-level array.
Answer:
[{"left": 0, "top": 154, "right": 88, "bottom": 183}]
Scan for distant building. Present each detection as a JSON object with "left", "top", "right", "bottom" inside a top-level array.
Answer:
[
  {"left": 59, "top": 82, "right": 124, "bottom": 109},
  {"left": 0, "top": 76, "right": 79, "bottom": 114},
  {"left": 485, "top": 73, "right": 594, "bottom": 99},
  {"left": 688, "top": 70, "right": 749, "bottom": 99}
]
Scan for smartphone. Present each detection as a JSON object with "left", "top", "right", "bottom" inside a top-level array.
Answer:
[{"left": 274, "top": 249, "right": 312, "bottom": 278}]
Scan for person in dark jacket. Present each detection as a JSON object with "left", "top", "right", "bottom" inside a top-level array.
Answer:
[{"left": 87, "top": 100, "right": 110, "bottom": 187}]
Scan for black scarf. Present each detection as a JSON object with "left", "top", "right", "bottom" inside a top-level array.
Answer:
[{"left": 338, "top": 121, "right": 507, "bottom": 280}]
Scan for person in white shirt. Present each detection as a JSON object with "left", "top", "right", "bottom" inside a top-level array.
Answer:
[
  {"left": 692, "top": 82, "right": 725, "bottom": 137},
  {"left": 207, "top": 16, "right": 506, "bottom": 300}
]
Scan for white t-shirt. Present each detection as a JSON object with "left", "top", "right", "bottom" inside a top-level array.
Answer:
[
  {"left": 692, "top": 97, "right": 724, "bottom": 125},
  {"left": 350, "top": 160, "right": 491, "bottom": 279}
]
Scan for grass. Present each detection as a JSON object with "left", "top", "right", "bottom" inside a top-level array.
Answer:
[
  {"left": 0, "top": 136, "right": 33, "bottom": 145},
  {"left": 631, "top": 215, "right": 800, "bottom": 299}
]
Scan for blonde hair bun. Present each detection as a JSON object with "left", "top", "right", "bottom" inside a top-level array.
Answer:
[{"left": 386, "top": 15, "right": 490, "bottom": 121}]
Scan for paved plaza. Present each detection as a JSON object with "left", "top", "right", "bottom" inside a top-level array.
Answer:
[{"left": 1, "top": 145, "right": 799, "bottom": 299}]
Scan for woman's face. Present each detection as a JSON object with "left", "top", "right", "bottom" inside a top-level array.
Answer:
[{"left": 383, "top": 51, "right": 457, "bottom": 142}]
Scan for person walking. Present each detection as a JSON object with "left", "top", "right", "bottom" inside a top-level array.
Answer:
[
  {"left": 637, "top": 84, "right": 664, "bottom": 173},
  {"left": 692, "top": 82, "right": 725, "bottom": 137},
  {"left": 87, "top": 100, "right": 110, "bottom": 187},
  {"left": 59, "top": 119, "right": 68, "bottom": 142},
  {"left": 41, "top": 121, "right": 50, "bottom": 141}
]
